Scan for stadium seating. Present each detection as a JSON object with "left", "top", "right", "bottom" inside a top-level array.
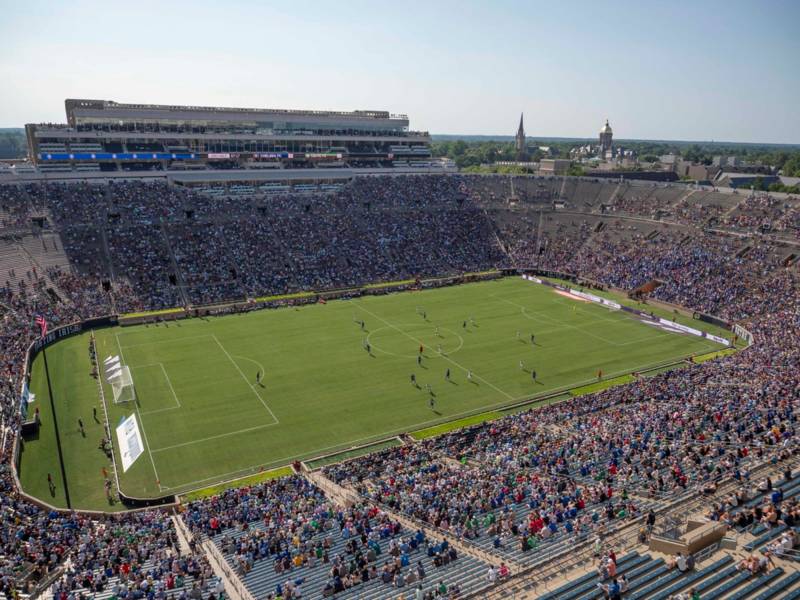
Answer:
[{"left": 0, "top": 174, "right": 799, "bottom": 599}]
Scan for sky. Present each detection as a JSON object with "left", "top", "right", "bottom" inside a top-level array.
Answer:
[{"left": 1, "top": 0, "right": 798, "bottom": 143}]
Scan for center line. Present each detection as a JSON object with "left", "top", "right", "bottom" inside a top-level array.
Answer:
[{"left": 353, "top": 301, "right": 514, "bottom": 400}]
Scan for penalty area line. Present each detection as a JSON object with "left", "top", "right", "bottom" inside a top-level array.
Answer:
[{"left": 212, "top": 334, "right": 279, "bottom": 425}]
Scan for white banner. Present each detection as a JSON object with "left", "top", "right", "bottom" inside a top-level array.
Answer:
[
  {"left": 656, "top": 318, "right": 730, "bottom": 346},
  {"left": 706, "top": 333, "right": 731, "bottom": 346},
  {"left": 116, "top": 414, "right": 144, "bottom": 473},
  {"left": 569, "top": 288, "right": 622, "bottom": 310}
]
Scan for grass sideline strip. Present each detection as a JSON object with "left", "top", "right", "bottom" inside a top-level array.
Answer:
[
  {"left": 639, "top": 362, "right": 689, "bottom": 378},
  {"left": 253, "top": 291, "right": 317, "bottom": 303},
  {"left": 181, "top": 466, "right": 293, "bottom": 502},
  {"left": 570, "top": 374, "right": 635, "bottom": 397},
  {"left": 306, "top": 439, "right": 402, "bottom": 470},
  {"left": 693, "top": 348, "right": 738, "bottom": 364},
  {"left": 411, "top": 392, "right": 573, "bottom": 440},
  {"left": 121, "top": 307, "right": 185, "bottom": 319},
  {"left": 410, "top": 411, "right": 504, "bottom": 440}
]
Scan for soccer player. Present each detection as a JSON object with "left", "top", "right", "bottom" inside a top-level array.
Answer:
[
  {"left": 445, "top": 368, "right": 450, "bottom": 381},
  {"left": 467, "top": 370, "right": 473, "bottom": 382},
  {"left": 410, "top": 373, "right": 417, "bottom": 386},
  {"left": 530, "top": 333, "right": 535, "bottom": 344},
  {"left": 429, "top": 396, "right": 435, "bottom": 410},
  {"left": 437, "top": 344, "right": 442, "bottom": 354},
  {"left": 360, "top": 320, "right": 366, "bottom": 331},
  {"left": 519, "top": 360, "right": 524, "bottom": 371},
  {"left": 531, "top": 369, "right": 537, "bottom": 382},
  {"left": 435, "top": 326, "right": 440, "bottom": 337},
  {"left": 365, "top": 342, "right": 371, "bottom": 354},
  {"left": 597, "top": 369, "right": 603, "bottom": 381},
  {"left": 256, "top": 370, "right": 262, "bottom": 384},
  {"left": 78, "top": 418, "right": 85, "bottom": 435},
  {"left": 463, "top": 320, "right": 467, "bottom": 329},
  {"left": 426, "top": 383, "right": 433, "bottom": 394},
  {"left": 419, "top": 344, "right": 424, "bottom": 354},
  {"left": 417, "top": 355, "right": 422, "bottom": 366}
]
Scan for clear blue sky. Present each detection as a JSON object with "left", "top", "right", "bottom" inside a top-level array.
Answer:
[{"left": 1, "top": 0, "right": 798, "bottom": 143}]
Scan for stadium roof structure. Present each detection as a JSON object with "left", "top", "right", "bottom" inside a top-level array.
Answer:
[
  {"left": 24, "top": 97, "right": 433, "bottom": 173},
  {"left": 64, "top": 98, "right": 409, "bottom": 128}
]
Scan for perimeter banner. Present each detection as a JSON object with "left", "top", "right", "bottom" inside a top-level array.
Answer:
[{"left": 116, "top": 414, "right": 144, "bottom": 472}]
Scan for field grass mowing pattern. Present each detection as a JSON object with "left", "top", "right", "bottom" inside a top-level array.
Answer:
[{"left": 21, "top": 277, "right": 728, "bottom": 509}]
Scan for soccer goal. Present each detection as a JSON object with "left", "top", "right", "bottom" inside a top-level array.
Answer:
[
  {"left": 104, "top": 355, "right": 135, "bottom": 404},
  {"left": 110, "top": 366, "right": 136, "bottom": 404}
]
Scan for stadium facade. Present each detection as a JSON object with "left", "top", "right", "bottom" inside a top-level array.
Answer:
[{"left": 24, "top": 98, "right": 432, "bottom": 173}]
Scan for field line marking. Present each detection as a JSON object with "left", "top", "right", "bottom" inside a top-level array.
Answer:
[
  {"left": 117, "top": 333, "right": 216, "bottom": 350},
  {"left": 160, "top": 351, "right": 694, "bottom": 492},
  {"left": 140, "top": 406, "right": 181, "bottom": 416},
  {"left": 211, "top": 334, "right": 279, "bottom": 424},
  {"left": 150, "top": 423, "right": 278, "bottom": 453},
  {"left": 352, "top": 300, "right": 515, "bottom": 401},
  {"left": 493, "top": 294, "right": 620, "bottom": 346},
  {"left": 129, "top": 363, "right": 181, "bottom": 410},
  {"left": 231, "top": 354, "right": 267, "bottom": 378},
  {"left": 114, "top": 333, "right": 163, "bottom": 491},
  {"left": 160, "top": 363, "right": 182, "bottom": 409},
  {"left": 492, "top": 292, "right": 694, "bottom": 348}
]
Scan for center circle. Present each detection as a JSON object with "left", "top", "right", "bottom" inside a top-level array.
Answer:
[{"left": 366, "top": 324, "right": 464, "bottom": 359}]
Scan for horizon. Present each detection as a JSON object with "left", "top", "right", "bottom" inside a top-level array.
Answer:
[{"left": 1, "top": 0, "right": 798, "bottom": 144}]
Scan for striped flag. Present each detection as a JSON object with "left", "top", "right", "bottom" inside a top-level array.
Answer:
[{"left": 34, "top": 314, "right": 47, "bottom": 338}]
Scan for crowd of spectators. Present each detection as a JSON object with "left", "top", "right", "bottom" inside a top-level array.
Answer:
[
  {"left": 181, "top": 474, "right": 475, "bottom": 598},
  {"left": 0, "top": 175, "right": 798, "bottom": 598}
]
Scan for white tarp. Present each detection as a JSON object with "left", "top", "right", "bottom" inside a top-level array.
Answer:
[
  {"left": 569, "top": 288, "right": 622, "bottom": 310},
  {"left": 116, "top": 414, "right": 144, "bottom": 472},
  {"left": 104, "top": 355, "right": 120, "bottom": 365}
]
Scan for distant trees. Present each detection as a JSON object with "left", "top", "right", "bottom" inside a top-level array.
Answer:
[
  {"left": 782, "top": 154, "right": 800, "bottom": 177},
  {"left": 432, "top": 138, "right": 800, "bottom": 177},
  {"left": 0, "top": 130, "right": 26, "bottom": 159}
]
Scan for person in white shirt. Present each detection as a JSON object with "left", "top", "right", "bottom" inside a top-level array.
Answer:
[
  {"left": 677, "top": 553, "right": 688, "bottom": 572},
  {"left": 487, "top": 566, "right": 497, "bottom": 584}
]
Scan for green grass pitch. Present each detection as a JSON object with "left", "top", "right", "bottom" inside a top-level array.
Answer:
[{"left": 18, "top": 277, "right": 728, "bottom": 510}]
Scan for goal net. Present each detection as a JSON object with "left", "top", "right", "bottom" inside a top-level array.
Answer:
[
  {"left": 104, "top": 355, "right": 135, "bottom": 403},
  {"left": 111, "top": 366, "right": 135, "bottom": 404}
]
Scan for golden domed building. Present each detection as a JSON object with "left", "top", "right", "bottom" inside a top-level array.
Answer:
[{"left": 599, "top": 119, "right": 613, "bottom": 156}]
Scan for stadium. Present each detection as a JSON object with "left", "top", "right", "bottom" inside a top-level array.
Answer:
[{"left": 1, "top": 95, "right": 799, "bottom": 600}]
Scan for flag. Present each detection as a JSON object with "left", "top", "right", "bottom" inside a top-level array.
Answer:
[{"left": 34, "top": 314, "right": 47, "bottom": 338}]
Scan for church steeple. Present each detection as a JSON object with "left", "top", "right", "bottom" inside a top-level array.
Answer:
[{"left": 515, "top": 113, "right": 526, "bottom": 157}]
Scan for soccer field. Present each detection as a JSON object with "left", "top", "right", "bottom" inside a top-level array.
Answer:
[{"left": 19, "top": 277, "right": 729, "bottom": 509}]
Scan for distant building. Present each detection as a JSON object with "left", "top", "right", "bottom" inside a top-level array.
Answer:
[
  {"left": 538, "top": 159, "right": 571, "bottom": 176},
  {"left": 715, "top": 172, "right": 779, "bottom": 189},
  {"left": 779, "top": 176, "right": 800, "bottom": 188},
  {"left": 599, "top": 120, "right": 613, "bottom": 155},
  {"left": 687, "top": 164, "right": 721, "bottom": 181},
  {"left": 515, "top": 113, "right": 527, "bottom": 160},
  {"left": 713, "top": 156, "right": 742, "bottom": 168},
  {"left": 586, "top": 170, "right": 679, "bottom": 182}
]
